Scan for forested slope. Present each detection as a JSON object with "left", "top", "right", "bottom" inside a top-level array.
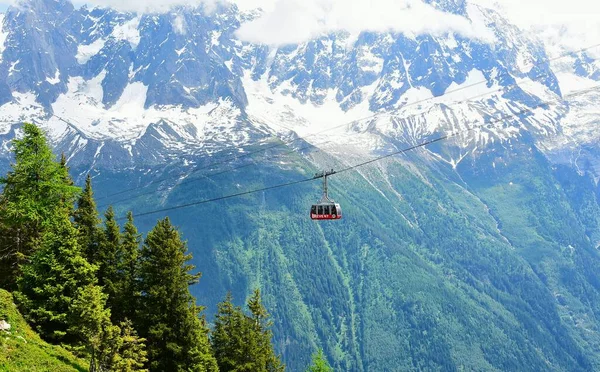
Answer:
[
  {"left": 0, "top": 124, "right": 286, "bottom": 372},
  {"left": 85, "top": 138, "right": 600, "bottom": 371}
]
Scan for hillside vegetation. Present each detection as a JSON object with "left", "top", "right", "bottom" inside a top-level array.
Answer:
[
  {"left": 0, "top": 124, "right": 291, "bottom": 371},
  {"left": 0, "top": 289, "right": 87, "bottom": 372},
  {"left": 90, "top": 139, "right": 600, "bottom": 371}
]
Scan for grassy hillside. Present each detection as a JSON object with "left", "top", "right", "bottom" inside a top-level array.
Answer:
[{"left": 0, "top": 289, "right": 87, "bottom": 372}]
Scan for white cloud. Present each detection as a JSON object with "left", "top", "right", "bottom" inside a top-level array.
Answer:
[
  {"left": 2, "top": 0, "right": 597, "bottom": 55},
  {"left": 74, "top": 0, "right": 219, "bottom": 13},
  {"left": 1, "top": 0, "right": 496, "bottom": 46},
  {"left": 471, "top": 0, "right": 600, "bottom": 57},
  {"left": 236, "top": 0, "right": 496, "bottom": 46}
]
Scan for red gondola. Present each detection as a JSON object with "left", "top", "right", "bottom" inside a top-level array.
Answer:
[{"left": 310, "top": 170, "right": 342, "bottom": 220}]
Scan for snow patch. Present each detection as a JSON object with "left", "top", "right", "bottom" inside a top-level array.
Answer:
[
  {"left": 243, "top": 70, "right": 374, "bottom": 139},
  {"left": 399, "top": 87, "right": 435, "bottom": 107},
  {"left": 49, "top": 74, "right": 249, "bottom": 146},
  {"left": 519, "top": 78, "right": 558, "bottom": 102},
  {"left": 76, "top": 38, "right": 106, "bottom": 64},
  {"left": 111, "top": 82, "right": 148, "bottom": 115},
  {"left": 358, "top": 47, "right": 383, "bottom": 74},
  {"left": 442, "top": 69, "right": 501, "bottom": 102},
  {"left": 556, "top": 72, "right": 599, "bottom": 95},
  {"left": 112, "top": 17, "right": 141, "bottom": 49},
  {"left": 46, "top": 69, "right": 60, "bottom": 85},
  {"left": 444, "top": 33, "right": 458, "bottom": 49},
  {"left": 8, "top": 60, "right": 19, "bottom": 75},
  {"left": 0, "top": 92, "right": 45, "bottom": 132},
  {"left": 173, "top": 14, "right": 186, "bottom": 35},
  {"left": 0, "top": 14, "right": 7, "bottom": 64}
]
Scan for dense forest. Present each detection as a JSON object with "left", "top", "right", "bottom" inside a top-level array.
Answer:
[{"left": 0, "top": 123, "right": 333, "bottom": 371}]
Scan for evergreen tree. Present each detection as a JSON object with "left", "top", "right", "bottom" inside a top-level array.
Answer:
[
  {"left": 14, "top": 210, "right": 97, "bottom": 344},
  {"left": 212, "top": 292, "right": 249, "bottom": 371},
  {"left": 137, "top": 217, "right": 217, "bottom": 372},
  {"left": 113, "top": 320, "right": 149, "bottom": 372},
  {"left": 247, "top": 289, "right": 284, "bottom": 372},
  {"left": 212, "top": 291, "right": 284, "bottom": 372},
  {"left": 113, "top": 211, "right": 142, "bottom": 323},
  {"left": 59, "top": 153, "right": 74, "bottom": 187},
  {"left": 73, "top": 174, "right": 101, "bottom": 264},
  {"left": 306, "top": 350, "right": 332, "bottom": 372},
  {"left": 69, "top": 284, "right": 120, "bottom": 372},
  {"left": 98, "top": 206, "right": 122, "bottom": 311},
  {"left": 58, "top": 153, "right": 76, "bottom": 213},
  {"left": 70, "top": 285, "right": 148, "bottom": 372},
  {"left": 0, "top": 123, "right": 78, "bottom": 290}
]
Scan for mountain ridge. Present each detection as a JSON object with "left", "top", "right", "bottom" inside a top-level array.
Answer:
[{"left": 1, "top": 0, "right": 590, "bottom": 171}]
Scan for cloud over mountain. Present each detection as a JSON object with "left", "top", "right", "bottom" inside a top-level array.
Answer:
[
  {"left": 235, "top": 0, "right": 495, "bottom": 46},
  {"left": 472, "top": 0, "right": 600, "bottom": 56}
]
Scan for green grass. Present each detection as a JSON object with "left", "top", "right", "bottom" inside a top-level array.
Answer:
[{"left": 0, "top": 290, "right": 88, "bottom": 372}]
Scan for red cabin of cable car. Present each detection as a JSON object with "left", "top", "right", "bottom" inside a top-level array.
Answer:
[
  {"left": 310, "top": 203, "right": 342, "bottom": 220},
  {"left": 311, "top": 170, "right": 342, "bottom": 220}
]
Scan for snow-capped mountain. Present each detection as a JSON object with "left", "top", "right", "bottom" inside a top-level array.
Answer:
[{"left": 0, "top": 0, "right": 598, "bottom": 174}]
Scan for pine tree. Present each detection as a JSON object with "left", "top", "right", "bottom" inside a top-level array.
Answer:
[
  {"left": 59, "top": 153, "right": 74, "bottom": 187},
  {"left": 59, "top": 153, "right": 76, "bottom": 213},
  {"left": 212, "top": 291, "right": 284, "bottom": 372},
  {"left": 306, "top": 350, "right": 332, "bottom": 372},
  {"left": 212, "top": 292, "right": 249, "bottom": 371},
  {"left": 73, "top": 174, "right": 101, "bottom": 264},
  {"left": 113, "top": 211, "right": 142, "bottom": 323},
  {"left": 0, "top": 123, "right": 78, "bottom": 290},
  {"left": 113, "top": 320, "right": 149, "bottom": 372},
  {"left": 98, "top": 206, "right": 122, "bottom": 311},
  {"left": 247, "top": 289, "right": 284, "bottom": 372},
  {"left": 70, "top": 286, "right": 148, "bottom": 372},
  {"left": 137, "top": 217, "right": 217, "bottom": 372},
  {"left": 14, "top": 209, "right": 97, "bottom": 344},
  {"left": 69, "top": 284, "right": 120, "bottom": 372}
]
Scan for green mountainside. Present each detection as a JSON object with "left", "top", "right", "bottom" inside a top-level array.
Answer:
[
  {"left": 87, "top": 139, "right": 600, "bottom": 371},
  {"left": 0, "top": 289, "right": 87, "bottom": 372},
  {"left": 1, "top": 123, "right": 599, "bottom": 371}
]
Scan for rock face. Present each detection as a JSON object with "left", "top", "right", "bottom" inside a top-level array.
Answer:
[{"left": 0, "top": 0, "right": 597, "bottom": 173}]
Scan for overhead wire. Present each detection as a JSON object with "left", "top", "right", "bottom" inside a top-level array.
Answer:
[
  {"left": 2, "top": 43, "right": 597, "bottom": 205},
  {"left": 94, "top": 42, "right": 600, "bottom": 202},
  {"left": 98, "top": 77, "right": 538, "bottom": 209},
  {"left": 117, "top": 83, "right": 600, "bottom": 221},
  {"left": 97, "top": 80, "right": 537, "bottom": 209},
  {"left": 97, "top": 139, "right": 333, "bottom": 208}
]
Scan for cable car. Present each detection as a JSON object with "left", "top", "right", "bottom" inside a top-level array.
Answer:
[{"left": 310, "top": 170, "right": 342, "bottom": 220}]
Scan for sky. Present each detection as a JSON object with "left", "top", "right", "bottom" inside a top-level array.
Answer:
[{"left": 0, "top": 0, "right": 599, "bottom": 52}]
